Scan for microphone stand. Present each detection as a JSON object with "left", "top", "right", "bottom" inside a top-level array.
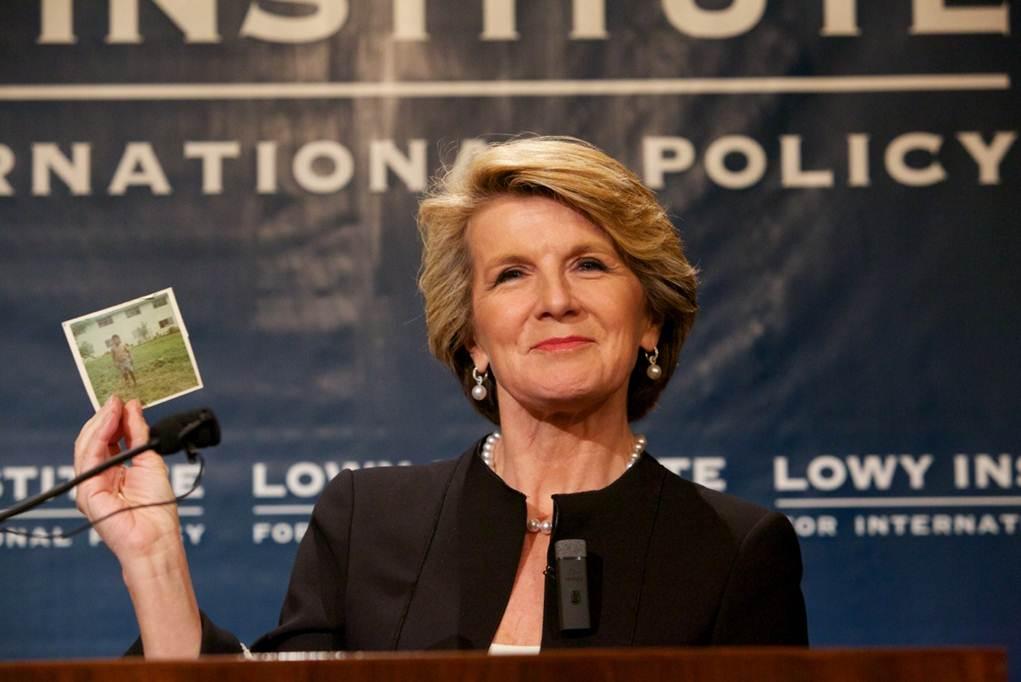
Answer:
[
  {"left": 0, "top": 438, "right": 159, "bottom": 524},
  {"left": 0, "top": 408, "right": 218, "bottom": 525}
]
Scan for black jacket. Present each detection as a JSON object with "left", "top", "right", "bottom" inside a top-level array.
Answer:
[{"left": 159, "top": 441, "right": 808, "bottom": 653}]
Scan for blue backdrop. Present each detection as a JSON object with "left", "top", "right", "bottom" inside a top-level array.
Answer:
[{"left": 0, "top": 1, "right": 1017, "bottom": 676}]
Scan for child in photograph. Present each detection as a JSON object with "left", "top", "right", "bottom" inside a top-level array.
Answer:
[{"left": 109, "top": 334, "right": 137, "bottom": 387}]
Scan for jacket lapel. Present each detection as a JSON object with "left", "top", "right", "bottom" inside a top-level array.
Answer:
[
  {"left": 395, "top": 441, "right": 527, "bottom": 650},
  {"left": 457, "top": 446, "right": 527, "bottom": 649}
]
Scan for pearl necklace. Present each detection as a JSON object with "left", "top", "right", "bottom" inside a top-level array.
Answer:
[{"left": 480, "top": 431, "right": 647, "bottom": 534}]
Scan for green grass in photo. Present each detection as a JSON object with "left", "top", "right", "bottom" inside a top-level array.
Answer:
[{"left": 84, "top": 331, "right": 199, "bottom": 407}]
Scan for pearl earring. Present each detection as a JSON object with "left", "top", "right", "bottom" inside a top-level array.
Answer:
[
  {"left": 471, "top": 366, "right": 489, "bottom": 401},
  {"left": 645, "top": 347, "right": 663, "bottom": 380}
]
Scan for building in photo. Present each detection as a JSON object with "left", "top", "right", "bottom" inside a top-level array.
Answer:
[{"left": 71, "top": 293, "right": 177, "bottom": 358}]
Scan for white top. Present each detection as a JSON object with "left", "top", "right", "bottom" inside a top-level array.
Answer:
[{"left": 488, "top": 642, "right": 542, "bottom": 655}]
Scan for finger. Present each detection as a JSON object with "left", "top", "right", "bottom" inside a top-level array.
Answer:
[
  {"left": 73, "top": 396, "right": 115, "bottom": 457},
  {"left": 73, "top": 397, "right": 125, "bottom": 476},
  {"left": 72, "top": 396, "right": 125, "bottom": 508},
  {"left": 122, "top": 399, "right": 152, "bottom": 450},
  {"left": 122, "top": 400, "right": 166, "bottom": 473}
]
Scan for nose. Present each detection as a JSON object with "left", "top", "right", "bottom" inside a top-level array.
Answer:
[{"left": 536, "top": 271, "right": 578, "bottom": 320}]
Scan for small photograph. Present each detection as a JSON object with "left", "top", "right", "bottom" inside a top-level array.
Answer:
[{"left": 62, "top": 287, "right": 203, "bottom": 411}]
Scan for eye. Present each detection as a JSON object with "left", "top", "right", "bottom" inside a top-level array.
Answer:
[
  {"left": 576, "top": 257, "right": 609, "bottom": 273},
  {"left": 494, "top": 267, "right": 525, "bottom": 285}
]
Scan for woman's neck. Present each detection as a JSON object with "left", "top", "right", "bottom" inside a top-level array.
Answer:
[{"left": 489, "top": 391, "right": 639, "bottom": 518}]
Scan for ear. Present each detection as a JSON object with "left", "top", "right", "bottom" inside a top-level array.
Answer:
[
  {"left": 639, "top": 314, "right": 662, "bottom": 353},
  {"left": 467, "top": 341, "right": 490, "bottom": 373}
]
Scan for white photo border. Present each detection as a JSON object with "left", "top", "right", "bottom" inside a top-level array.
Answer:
[{"left": 61, "top": 287, "right": 204, "bottom": 411}]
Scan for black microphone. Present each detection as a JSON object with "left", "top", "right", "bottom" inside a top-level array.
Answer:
[
  {"left": 555, "top": 539, "right": 591, "bottom": 632},
  {"left": 0, "top": 408, "right": 220, "bottom": 524},
  {"left": 150, "top": 408, "right": 220, "bottom": 455}
]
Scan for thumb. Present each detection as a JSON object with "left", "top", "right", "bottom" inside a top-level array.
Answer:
[
  {"left": 122, "top": 399, "right": 152, "bottom": 451},
  {"left": 122, "top": 400, "right": 169, "bottom": 477}
]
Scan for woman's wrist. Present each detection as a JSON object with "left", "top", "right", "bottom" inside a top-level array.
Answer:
[
  {"left": 118, "top": 533, "right": 189, "bottom": 584},
  {"left": 122, "top": 540, "right": 202, "bottom": 659}
]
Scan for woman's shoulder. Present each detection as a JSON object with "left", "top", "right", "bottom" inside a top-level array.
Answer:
[
  {"left": 315, "top": 447, "right": 471, "bottom": 514},
  {"left": 644, "top": 454, "right": 792, "bottom": 544},
  {"left": 305, "top": 448, "right": 475, "bottom": 572}
]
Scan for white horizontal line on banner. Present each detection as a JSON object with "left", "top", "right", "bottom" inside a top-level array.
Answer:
[
  {"left": 1, "top": 509, "right": 84, "bottom": 520},
  {"left": 253, "top": 505, "right": 315, "bottom": 516},
  {"left": 775, "top": 496, "right": 1021, "bottom": 509},
  {"left": 0, "top": 74, "right": 1010, "bottom": 101},
  {"left": 1, "top": 505, "right": 204, "bottom": 519}
]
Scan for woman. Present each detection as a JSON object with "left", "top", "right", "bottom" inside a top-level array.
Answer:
[{"left": 74, "top": 136, "right": 807, "bottom": 657}]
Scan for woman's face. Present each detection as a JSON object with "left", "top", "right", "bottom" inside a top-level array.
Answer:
[{"left": 467, "top": 195, "right": 659, "bottom": 418}]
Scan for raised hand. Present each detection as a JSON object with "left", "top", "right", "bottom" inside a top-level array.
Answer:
[
  {"left": 73, "top": 396, "right": 180, "bottom": 561},
  {"left": 73, "top": 395, "right": 201, "bottom": 658}
]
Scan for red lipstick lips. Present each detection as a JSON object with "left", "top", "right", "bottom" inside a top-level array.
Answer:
[{"left": 532, "top": 336, "right": 593, "bottom": 351}]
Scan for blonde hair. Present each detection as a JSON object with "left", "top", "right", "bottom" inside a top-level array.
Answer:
[{"left": 417, "top": 136, "right": 698, "bottom": 423}]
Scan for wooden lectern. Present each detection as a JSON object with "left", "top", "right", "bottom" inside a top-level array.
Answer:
[{"left": 0, "top": 647, "right": 1007, "bottom": 682}]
